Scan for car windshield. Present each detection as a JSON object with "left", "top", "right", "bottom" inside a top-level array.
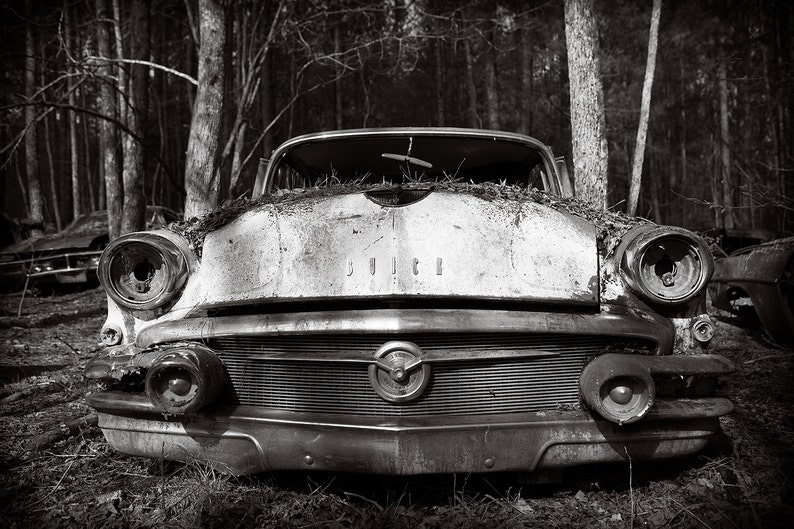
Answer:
[{"left": 267, "top": 134, "right": 553, "bottom": 192}]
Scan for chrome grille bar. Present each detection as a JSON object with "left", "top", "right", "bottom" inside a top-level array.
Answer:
[{"left": 207, "top": 334, "right": 653, "bottom": 417}]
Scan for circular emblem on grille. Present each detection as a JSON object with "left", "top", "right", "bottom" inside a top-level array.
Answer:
[{"left": 368, "top": 341, "right": 430, "bottom": 403}]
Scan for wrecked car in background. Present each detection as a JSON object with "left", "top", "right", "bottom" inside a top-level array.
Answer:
[
  {"left": 85, "top": 128, "right": 733, "bottom": 476},
  {"left": 0, "top": 206, "right": 178, "bottom": 291},
  {"left": 710, "top": 236, "right": 794, "bottom": 346}
]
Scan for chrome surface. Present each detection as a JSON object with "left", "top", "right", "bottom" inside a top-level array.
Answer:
[
  {"left": 208, "top": 333, "right": 652, "bottom": 417},
  {"left": 368, "top": 341, "right": 430, "bottom": 402},
  {"left": 134, "top": 306, "right": 671, "bottom": 352},
  {"left": 89, "top": 392, "right": 732, "bottom": 475}
]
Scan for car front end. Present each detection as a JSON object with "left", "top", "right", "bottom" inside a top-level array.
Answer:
[{"left": 85, "top": 129, "right": 733, "bottom": 475}]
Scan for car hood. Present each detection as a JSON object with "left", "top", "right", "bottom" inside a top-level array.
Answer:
[
  {"left": 181, "top": 190, "right": 599, "bottom": 309},
  {"left": 1, "top": 233, "right": 102, "bottom": 255}
]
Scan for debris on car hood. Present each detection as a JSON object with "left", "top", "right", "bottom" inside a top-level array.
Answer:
[{"left": 170, "top": 182, "right": 644, "bottom": 259}]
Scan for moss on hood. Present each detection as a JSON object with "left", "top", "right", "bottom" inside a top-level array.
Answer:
[{"left": 169, "top": 182, "right": 646, "bottom": 259}]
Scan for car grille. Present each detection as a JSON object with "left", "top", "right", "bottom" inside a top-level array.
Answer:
[{"left": 208, "top": 334, "right": 654, "bottom": 417}]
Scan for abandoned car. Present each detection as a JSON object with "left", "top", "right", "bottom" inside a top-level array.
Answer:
[
  {"left": 710, "top": 236, "right": 794, "bottom": 346},
  {"left": 0, "top": 206, "right": 178, "bottom": 291},
  {"left": 85, "top": 128, "right": 733, "bottom": 476}
]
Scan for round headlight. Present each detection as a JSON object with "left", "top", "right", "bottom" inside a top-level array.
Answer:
[
  {"left": 622, "top": 227, "right": 713, "bottom": 305},
  {"left": 98, "top": 232, "right": 190, "bottom": 311}
]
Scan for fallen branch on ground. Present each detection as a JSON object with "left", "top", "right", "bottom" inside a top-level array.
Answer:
[{"left": 27, "top": 413, "right": 98, "bottom": 452}]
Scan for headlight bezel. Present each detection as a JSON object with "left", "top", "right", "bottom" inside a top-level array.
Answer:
[
  {"left": 98, "top": 231, "right": 192, "bottom": 312},
  {"left": 621, "top": 226, "right": 713, "bottom": 306}
]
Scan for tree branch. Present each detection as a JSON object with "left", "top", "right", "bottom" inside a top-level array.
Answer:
[{"left": 84, "top": 55, "right": 198, "bottom": 85}]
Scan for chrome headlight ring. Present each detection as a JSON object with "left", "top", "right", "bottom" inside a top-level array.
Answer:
[
  {"left": 621, "top": 226, "right": 713, "bottom": 305},
  {"left": 98, "top": 231, "right": 192, "bottom": 312}
]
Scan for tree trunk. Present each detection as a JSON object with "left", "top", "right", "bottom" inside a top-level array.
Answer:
[
  {"left": 463, "top": 40, "right": 479, "bottom": 128},
  {"left": 111, "top": 0, "right": 126, "bottom": 126},
  {"left": 95, "top": 0, "right": 122, "bottom": 239},
  {"left": 184, "top": 0, "right": 227, "bottom": 219},
  {"left": 334, "top": 24, "right": 343, "bottom": 130},
  {"left": 564, "top": 0, "right": 608, "bottom": 209},
  {"left": 484, "top": 29, "right": 500, "bottom": 130},
  {"left": 434, "top": 40, "right": 445, "bottom": 127},
  {"left": 24, "top": 0, "right": 44, "bottom": 237},
  {"left": 718, "top": 52, "right": 734, "bottom": 230},
  {"left": 710, "top": 132, "right": 720, "bottom": 228},
  {"left": 261, "top": 49, "right": 275, "bottom": 156},
  {"left": 40, "top": 38, "right": 61, "bottom": 231},
  {"left": 65, "top": 1, "right": 83, "bottom": 220},
  {"left": 81, "top": 89, "right": 97, "bottom": 211},
  {"left": 518, "top": 24, "right": 532, "bottom": 135},
  {"left": 120, "top": 0, "right": 150, "bottom": 234},
  {"left": 649, "top": 157, "right": 662, "bottom": 223},
  {"left": 627, "top": 0, "right": 661, "bottom": 217},
  {"left": 676, "top": 54, "right": 687, "bottom": 226}
]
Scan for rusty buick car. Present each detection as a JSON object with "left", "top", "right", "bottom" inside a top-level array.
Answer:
[{"left": 85, "top": 128, "right": 733, "bottom": 476}]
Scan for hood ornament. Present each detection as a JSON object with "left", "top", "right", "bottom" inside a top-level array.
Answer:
[{"left": 369, "top": 341, "right": 430, "bottom": 402}]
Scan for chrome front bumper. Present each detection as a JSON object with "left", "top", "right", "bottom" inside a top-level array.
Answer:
[{"left": 88, "top": 392, "right": 732, "bottom": 475}]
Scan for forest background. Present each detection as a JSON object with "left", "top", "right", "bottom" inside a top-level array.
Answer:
[{"left": 1, "top": 0, "right": 792, "bottom": 239}]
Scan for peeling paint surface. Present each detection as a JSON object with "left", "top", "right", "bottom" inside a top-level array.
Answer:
[{"left": 187, "top": 191, "right": 598, "bottom": 309}]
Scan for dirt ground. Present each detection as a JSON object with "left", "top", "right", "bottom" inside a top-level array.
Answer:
[{"left": 0, "top": 287, "right": 791, "bottom": 528}]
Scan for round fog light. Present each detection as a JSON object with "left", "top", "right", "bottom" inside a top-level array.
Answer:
[
  {"left": 144, "top": 345, "right": 225, "bottom": 415},
  {"left": 608, "top": 384, "right": 633, "bottom": 405},
  {"left": 580, "top": 354, "right": 656, "bottom": 425},
  {"left": 168, "top": 373, "right": 193, "bottom": 396}
]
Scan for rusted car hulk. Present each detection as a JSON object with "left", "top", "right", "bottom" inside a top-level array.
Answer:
[
  {"left": 0, "top": 207, "right": 178, "bottom": 290},
  {"left": 85, "top": 128, "right": 733, "bottom": 476},
  {"left": 710, "top": 237, "right": 794, "bottom": 346}
]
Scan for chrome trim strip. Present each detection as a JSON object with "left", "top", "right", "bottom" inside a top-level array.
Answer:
[
  {"left": 88, "top": 392, "right": 733, "bottom": 429},
  {"left": 135, "top": 306, "right": 671, "bottom": 352}
]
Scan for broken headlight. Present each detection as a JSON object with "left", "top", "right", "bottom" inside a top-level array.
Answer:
[
  {"left": 98, "top": 231, "right": 191, "bottom": 311},
  {"left": 621, "top": 227, "right": 713, "bottom": 305}
]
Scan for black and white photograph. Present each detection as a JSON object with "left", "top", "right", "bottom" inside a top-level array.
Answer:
[{"left": 0, "top": 0, "right": 791, "bottom": 527}]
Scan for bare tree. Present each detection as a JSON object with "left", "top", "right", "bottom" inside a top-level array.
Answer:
[
  {"left": 94, "top": 0, "right": 122, "bottom": 239},
  {"left": 564, "top": 0, "right": 608, "bottom": 208},
  {"left": 718, "top": 47, "right": 734, "bottom": 230},
  {"left": 484, "top": 27, "right": 499, "bottom": 130},
  {"left": 518, "top": 22, "right": 533, "bottom": 136},
  {"left": 184, "top": 0, "right": 227, "bottom": 218},
  {"left": 463, "top": 39, "right": 479, "bottom": 128},
  {"left": 24, "top": 0, "right": 44, "bottom": 236},
  {"left": 64, "top": 1, "right": 82, "bottom": 219},
  {"left": 120, "top": 0, "right": 150, "bottom": 234},
  {"left": 627, "top": 0, "right": 662, "bottom": 217}
]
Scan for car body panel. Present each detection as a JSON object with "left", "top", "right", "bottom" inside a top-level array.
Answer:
[{"left": 189, "top": 191, "right": 598, "bottom": 309}]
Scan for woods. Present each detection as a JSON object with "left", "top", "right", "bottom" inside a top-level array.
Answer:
[{"left": 1, "top": 0, "right": 792, "bottom": 235}]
